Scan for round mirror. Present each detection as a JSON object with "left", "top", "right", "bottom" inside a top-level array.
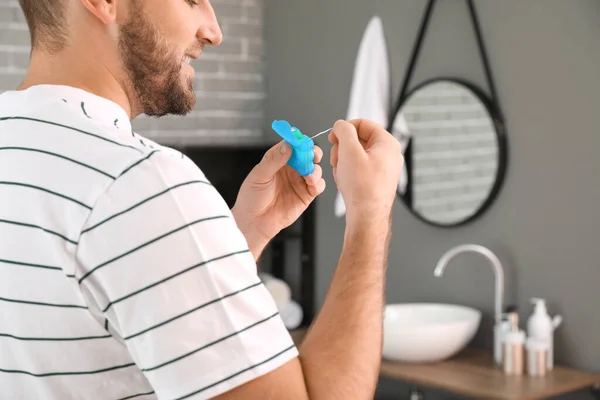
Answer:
[{"left": 390, "top": 79, "right": 507, "bottom": 227}]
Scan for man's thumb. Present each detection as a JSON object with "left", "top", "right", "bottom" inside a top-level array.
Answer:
[
  {"left": 332, "top": 120, "right": 361, "bottom": 155},
  {"left": 255, "top": 141, "right": 292, "bottom": 179}
]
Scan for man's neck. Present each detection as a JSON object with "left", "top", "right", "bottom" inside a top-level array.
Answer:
[{"left": 18, "top": 49, "right": 137, "bottom": 119}]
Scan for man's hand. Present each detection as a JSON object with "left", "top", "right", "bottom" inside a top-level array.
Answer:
[
  {"left": 232, "top": 141, "right": 326, "bottom": 259},
  {"left": 329, "top": 119, "right": 403, "bottom": 227}
]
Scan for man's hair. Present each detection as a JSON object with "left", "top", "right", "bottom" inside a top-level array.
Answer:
[{"left": 18, "top": 0, "right": 69, "bottom": 53}]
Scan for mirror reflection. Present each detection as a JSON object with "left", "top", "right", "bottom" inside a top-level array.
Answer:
[{"left": 392, "top": 80, "right": 502, "bottom": 226}]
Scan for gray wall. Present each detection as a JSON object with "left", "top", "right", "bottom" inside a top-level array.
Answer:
[
  {"left": 0, "top": 0, "right": 268, "bottom": 147},
  {"left": 265, "top": 0, "right": 600, "bottom": 398}
]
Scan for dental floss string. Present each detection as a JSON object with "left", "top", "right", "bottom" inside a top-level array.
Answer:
[{"left": 310, "top": 127, "right": 333, "bottom": 140}]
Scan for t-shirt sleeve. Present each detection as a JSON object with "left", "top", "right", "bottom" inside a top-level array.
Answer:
[{"left": 74, "top": 149, "right": 298, "bottom": 400}]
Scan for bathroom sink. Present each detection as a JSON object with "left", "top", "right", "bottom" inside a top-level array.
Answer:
[{"left": 383, "top": 303, "right": 481, "bottom": 363}]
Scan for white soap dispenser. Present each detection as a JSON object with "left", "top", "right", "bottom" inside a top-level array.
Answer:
[{"left": 527, "top": 298, "right": 562, "bottom": 370}]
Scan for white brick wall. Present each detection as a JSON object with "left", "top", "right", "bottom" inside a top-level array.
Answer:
[
  {"left": 0, "top": 0, "right": 267, "bottom": 147},
  {"left": 401, "top": 82, "right": 498, "bottom": 224},
  {"left": 0, "top": 0, "right": 28, "bottom": 84}
]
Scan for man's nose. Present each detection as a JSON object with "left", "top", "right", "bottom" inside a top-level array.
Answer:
[{"left": 198, "top": 1, "right": 223, "bottom": 46}]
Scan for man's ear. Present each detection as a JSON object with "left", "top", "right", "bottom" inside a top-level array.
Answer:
[{"left": 78, "top": 0, "right": 119, "bottom": 24}]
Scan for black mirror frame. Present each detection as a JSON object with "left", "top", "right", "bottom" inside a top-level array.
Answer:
[{"left": 388, "top": 76, "right": 508, "bottom": 228}]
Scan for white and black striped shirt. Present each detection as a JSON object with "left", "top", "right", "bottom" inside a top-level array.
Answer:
[{"left": 0, "top": 84, "right": 297, "bottom": 400}]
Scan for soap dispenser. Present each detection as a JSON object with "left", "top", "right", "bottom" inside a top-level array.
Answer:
[
  {"left": 503, "top": 311, "right": 525, "bottom": 375},
  {"left": 527, "top": 298, "right": 562, "bottom": 370},
  {"left": 495, "top": 305, "right": 517, "bottom": 365}
]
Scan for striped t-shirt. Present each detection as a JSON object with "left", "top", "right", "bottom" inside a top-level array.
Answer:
[{"left": 0, "top": 85, "right": 298, "bottom": 400}]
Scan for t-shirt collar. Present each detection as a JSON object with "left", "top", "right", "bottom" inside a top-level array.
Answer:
[{"left": 21, "top": 84, "right": 133, "bottom": 132}]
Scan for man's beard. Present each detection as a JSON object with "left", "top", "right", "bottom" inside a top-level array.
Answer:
[{"left": 118, "top": 3, "right": 196, "bottom": 117}]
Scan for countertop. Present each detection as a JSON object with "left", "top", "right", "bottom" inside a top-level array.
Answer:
[{"left": 290, "top": 328, "right": 600, "bottom": 400}]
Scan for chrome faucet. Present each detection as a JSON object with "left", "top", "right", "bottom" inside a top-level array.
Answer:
[{"left": 433, "top": 244, "right": 505, "bottom": 366}]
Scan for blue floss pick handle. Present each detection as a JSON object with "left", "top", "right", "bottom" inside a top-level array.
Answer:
[{"left": 272, "top": 120, "right": 315, "bottom": 176}]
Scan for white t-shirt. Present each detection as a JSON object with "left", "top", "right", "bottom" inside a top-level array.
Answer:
[{"left": 0, "top": 85, "right": 298, "bottom": 400}]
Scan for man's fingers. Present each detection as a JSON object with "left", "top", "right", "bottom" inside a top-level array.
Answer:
[
  {"left": 330, "top": 144, "right": 339, "bottom": 168},
  {"left": 329, "top": 119, "right": 382, "bottom": 156},
  {"left": 330, "top": 120, "right": 362, "bottom": 155},
  {"left": 346, "top": 119, "right": 388, "bottom": 144},
  {"left": 328, "top": 130, "right": 339, "bottom": 144},
  {"left": 253, "top": 141, "right": 291, "bottom": 182},
  {"left": 303, "top": 164, "right": 322, "bottom": 187},
  {"left": 313, "top": 146, "right": 323, "bottom": 164},
  {"left": 328, "top": 119, "right": 387, "bottom": 145},
  {"left": 307, "top": 178, "right": 326, "bottom": 197}
]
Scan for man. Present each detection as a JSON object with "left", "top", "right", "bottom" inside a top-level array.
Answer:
[{"left": 0, "top": 0, "right": 402, "bottom": 399}]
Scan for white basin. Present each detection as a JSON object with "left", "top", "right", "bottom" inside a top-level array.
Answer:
[{"left": 383, "top": 303, "right": 481, "bottom": 363}]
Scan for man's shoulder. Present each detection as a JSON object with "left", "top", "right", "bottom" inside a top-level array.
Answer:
[
  {"left": 0, "top": 91, "right": 211, "bottom": 195},
  {"left": 1, "top": 94, "right": 152, "bottom": 166},
  {"left": 1, "top": 95, "right": 131, "bottom": 145},
  {"left": 131, "top": 134, "right": 211, "bottom": 181}
]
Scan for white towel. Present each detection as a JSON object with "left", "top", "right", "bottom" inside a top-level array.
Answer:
[
  {"left": 335, "top": 15, "right": 391, "bottom": 217},
  {"left": 392, "top": 113, "right": 410, "bottom": 195}
]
